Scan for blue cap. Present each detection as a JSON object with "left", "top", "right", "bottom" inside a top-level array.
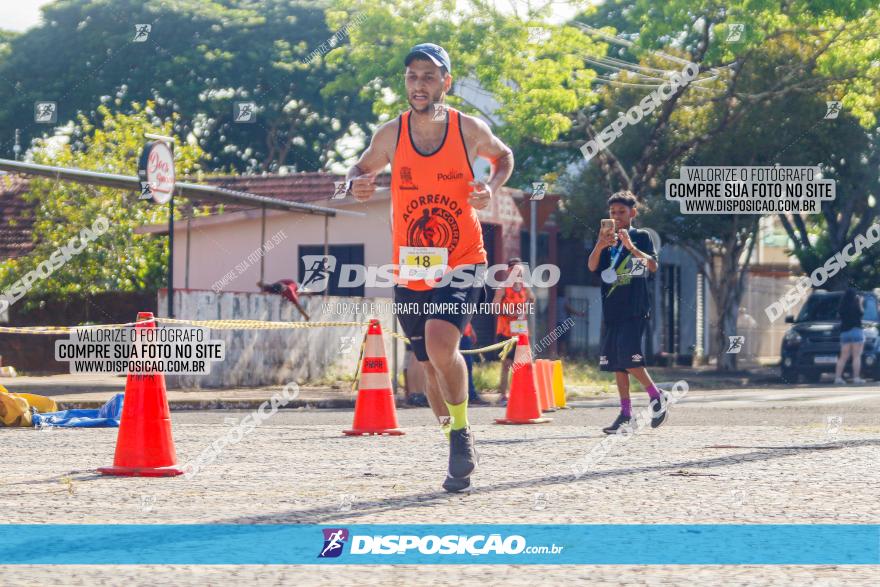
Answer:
[{"left": 404, "top": 43, "right": 451, "bottom": 73}]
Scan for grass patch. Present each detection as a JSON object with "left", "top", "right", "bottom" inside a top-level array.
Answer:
[{"left": 472, "top": 358, "right": 617, "bottom": 397}]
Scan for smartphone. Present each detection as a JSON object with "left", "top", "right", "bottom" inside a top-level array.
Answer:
[{"left": 600, "top": 218, "right": 616, "bottom": 237}]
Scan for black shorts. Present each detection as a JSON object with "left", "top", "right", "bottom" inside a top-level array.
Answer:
[
  {"left": 599, "top": 319, "right": 647, "bottom": 372},
  {"left": 394, "top": 276, "right": 487, "bottom": 362}
]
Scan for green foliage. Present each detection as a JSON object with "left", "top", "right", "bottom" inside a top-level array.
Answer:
[
  {"left": 324, "top": 0, "right": 605, "bottom": 145},
  {"left": 0, "top": 0, "right": 373, "bottom": 172},
  {"left": 0, "top": 103, "right": 204, "bottom": 304}
]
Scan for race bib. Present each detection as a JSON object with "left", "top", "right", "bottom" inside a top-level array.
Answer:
[
  {"left": 398, "top": 246, "right": 449, "bottom": 281},
  {"left": 510, "top": 320, "right": 529, "bottom": 334}
]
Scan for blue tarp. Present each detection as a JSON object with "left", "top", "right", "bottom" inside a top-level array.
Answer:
[{"left": 31, "top": 393, "right": 124, "bottom": 428}]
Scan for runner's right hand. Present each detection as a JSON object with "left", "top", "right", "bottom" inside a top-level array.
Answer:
[{"left": 351, "top": 173, "right": 376, "bottom": 202}]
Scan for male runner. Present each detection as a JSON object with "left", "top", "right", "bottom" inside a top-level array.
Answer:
[
  {"left": 345, "top": 43, "right": 514, "bottom": 492},
  {"left": 587, "top": 191, "right": 669, "bottom": 433}
]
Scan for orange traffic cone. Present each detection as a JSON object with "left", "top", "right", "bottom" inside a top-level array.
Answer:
[
  {"left": 541, "top": 359, "right": 556, "bottom": 412},
  {"left": 98, "top": 312, "right": 183, "bottom": 477},
  {"left": 533, "top": 359, "right": 548, "bottom": 411},
  {"left": 495, "top": 334, "right": 551, "bottom": 425},
  {"left": 535, "top": 359, "right": 557, "bottom": 412},
  {"left": 344, "top": 319, "right": 404, "bottom": 436}
]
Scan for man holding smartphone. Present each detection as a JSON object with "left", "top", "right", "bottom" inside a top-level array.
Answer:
[{"left": 588, "top": 191, "right": 668, "bottom": 433}]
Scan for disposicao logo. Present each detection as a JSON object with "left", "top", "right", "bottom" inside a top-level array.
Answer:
[
  {"left": 318, "top": 528, "right": 349, "bottom": 558},
  {"left": 316, "top": 529, "right": 563, "bottom": 559}
]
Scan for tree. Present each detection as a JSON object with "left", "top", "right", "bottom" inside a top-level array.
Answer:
[
  {"left": 327, "top": 0, "right": 880, "bottom": 370},
  {"left": 0, "top": 103, "right": 204, "bottom": 307},
  {"left": 0, "top": 0, "right": 374, "bottom": 173}
]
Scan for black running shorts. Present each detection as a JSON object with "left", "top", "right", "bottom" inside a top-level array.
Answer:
[
  {"left": 394, "top": 271, "right": 487, "bottom": 362},
  {"left": 599, "top": 319, "right": 647, "bottom": 372}
]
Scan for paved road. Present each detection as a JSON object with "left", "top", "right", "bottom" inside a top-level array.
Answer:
[{"left": 2, "top": 385, "right": 878, "bottom": 585}]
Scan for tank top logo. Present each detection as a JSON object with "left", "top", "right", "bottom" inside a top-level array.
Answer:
[
  {"left": 437, "top": 170, "right": 464, "bottom": 181},
  {"left": 399, "top": 166, "right": 418, "bottom": 190},
  {"left": 404, "top": 199, "right": 461, "bottom": 251}
]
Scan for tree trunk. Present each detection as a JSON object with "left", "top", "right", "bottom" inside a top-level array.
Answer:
[
  {"left": 713, "top": 287, "right": 740, "bottom": 372},
  {"left": 709, "top": 223, "right": 759, "bottom": 372}
]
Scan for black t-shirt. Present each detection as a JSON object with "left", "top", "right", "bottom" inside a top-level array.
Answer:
[
  {"left": 593, "top": 228, "right": 657, "bottom": 323},
  {"left": 839, "top": 300, "right": 863, "bottom": 331}
]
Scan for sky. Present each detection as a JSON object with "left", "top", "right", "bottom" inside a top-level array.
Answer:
[
  {"left": 3, "top": 0, "right": 581, "bottom": 33},
  {"left": 2, "top": 0, "right": 54, "bottom": 32}
]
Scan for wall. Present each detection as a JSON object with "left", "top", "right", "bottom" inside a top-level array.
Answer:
[
  {"left": 158, "top": 289, "right": 404, "bottom": 389},
  {"left": 172, "top": 188, "right": 526, "bottom": 301},
  {"left": 0, "top": 291, "right": 156, "bottom": 373}
]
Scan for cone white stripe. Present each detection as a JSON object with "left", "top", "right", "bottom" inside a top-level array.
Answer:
[
  {"left": 364, "top": 334, "right": 386, "bottom": 359},
  {"left": 359, "top": 371, "right": 392, "bottom": 390}
]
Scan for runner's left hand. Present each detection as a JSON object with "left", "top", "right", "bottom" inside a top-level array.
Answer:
[
  {"left": 468, "top": 180, "right": 492, "bottom": 210},
  {"left": 618, "top": 229, "right": 634, "bottom": 251}
]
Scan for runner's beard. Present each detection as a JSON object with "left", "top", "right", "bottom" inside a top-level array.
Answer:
[{"left": 408, "top": 89, "right": 445, "bottom": 114}]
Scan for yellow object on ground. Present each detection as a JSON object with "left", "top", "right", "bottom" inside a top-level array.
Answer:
[
  {"left": 13, "top": 392, "right": 58, "bottom": 413},
  {"left": 0, "top": 385, "right": 57, "bottom": 426},
  {"left": 0, "top": 388, "right": 32, "bottom": 427},
  {"left": 551, "top": 360, "right": 569, "bottom": 409}
]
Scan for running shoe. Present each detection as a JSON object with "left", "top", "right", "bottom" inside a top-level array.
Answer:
[
  {"left": 650, "top": 390, "right": 671, "bottom": 428},
  {"left": 442, "top": 475, "right": 472, "bottom": 493},
  {"left": 602, "top": 412, "right": 632, "bottom": 434},
  {"left": 405, "top": 393, "right": 429, "bottom": 407},
  {"left": 853, "top": 377, "right": 866, "bottom": 384},
  {"left": 447, "top": 427, "right": 478, "bottom": 480},
  {"left": 470, "top": 394, "right": 491, "bottom": 406},
  {"left": 834, "top": 377, "right": 846, "bottom": 385}
]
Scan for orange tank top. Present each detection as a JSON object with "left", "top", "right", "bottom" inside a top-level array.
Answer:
[
  {"left": 496, "top": 287, "right": 529, "bottom": 336},
  {"left": 391, "top": 107, "right": 487, "bottom": 291}
]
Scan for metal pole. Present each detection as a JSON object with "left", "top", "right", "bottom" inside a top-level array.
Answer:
[
  {"left": 392, "top": 316, "right": 399, "bottom": 394},
  {"left": 168, "top": 193, "right": 174, "bottom": 318},
  {"left": 185, "top": 216, "right": 191, "bottom": 289},
  {"left": 260, "top": 205, "right": 267, "bottom": 285},
  {"left": 323, "top": 215, "right": 330, "bottom": 300},
  {"left": 529, "top": 198, "right": 537, "bottom": 340}
]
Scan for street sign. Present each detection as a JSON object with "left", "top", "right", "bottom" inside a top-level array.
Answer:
[{"left": 137, "top": 140, "right": 175, "bottom": 204}]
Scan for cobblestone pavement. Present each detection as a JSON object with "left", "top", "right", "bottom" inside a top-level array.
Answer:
[{"left": 2, "top": 390, "right": 878, "bottom": 585}]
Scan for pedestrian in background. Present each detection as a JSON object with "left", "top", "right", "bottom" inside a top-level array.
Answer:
[{"left": 834, "top": 288, "right": 866, "bottom": 385}]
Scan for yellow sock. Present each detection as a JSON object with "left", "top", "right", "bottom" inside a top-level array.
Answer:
[
  {"left": 440, "top": 417, "right": 451, "bottom": 439},
  {"left": 445, "top": 399, "right": 469, "bottom": 431}
]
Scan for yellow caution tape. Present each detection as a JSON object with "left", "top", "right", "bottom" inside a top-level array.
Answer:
[{"left": 0, "top": 317, "right": 517, "bottom": 359}]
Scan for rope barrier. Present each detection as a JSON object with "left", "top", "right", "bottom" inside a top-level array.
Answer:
[{"left": 0, "top": 317, "right": 518, "bottom": 359}]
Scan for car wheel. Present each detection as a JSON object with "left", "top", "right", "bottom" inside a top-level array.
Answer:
[
  {"left": 780, "top": 367, "right": 799, "bottom": 383},
  {"left": 803, "top": 370, "right": 823, "bottom": 383}
]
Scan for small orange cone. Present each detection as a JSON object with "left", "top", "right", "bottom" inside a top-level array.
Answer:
[
  {"left": 344, "top": 319, "right": 404, "bottom": 436},
  {"left": 495, "top": 334, "right": 551, "bottom": 425},
  {"left": 98, "top": 312, "right": 183, "bottom": 477},
  {"left": 541, "top": 359, "right": 558, "bottom": 411},
  {"left": 533, "top": 359, "right": 547, "bottom": 411},
  {"left": 552, "top": 360, "right": 570, "bottom": 409},
  {"left": 534, "top": 360, "right": 557, "bottom": 412}
]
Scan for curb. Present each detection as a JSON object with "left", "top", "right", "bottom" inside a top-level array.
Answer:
[{"left": 56, "top": 397, "right": 358, "bottom": 411}]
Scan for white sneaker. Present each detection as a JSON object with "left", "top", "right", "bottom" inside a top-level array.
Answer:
[
  {"left": 852, "top": 377, "right": 866, "bottom": 384},
  {"left": 833, "top": 377, "right": 846, "bottom": 385}
]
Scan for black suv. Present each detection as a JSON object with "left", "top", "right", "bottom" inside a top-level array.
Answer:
[{"left": 780, "top": 289, "right": 879, "bottom": 383}]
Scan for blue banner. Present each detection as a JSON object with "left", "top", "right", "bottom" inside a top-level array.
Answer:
[{"left": 1, "top": 525, "right": 877, "bottom": 565}]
